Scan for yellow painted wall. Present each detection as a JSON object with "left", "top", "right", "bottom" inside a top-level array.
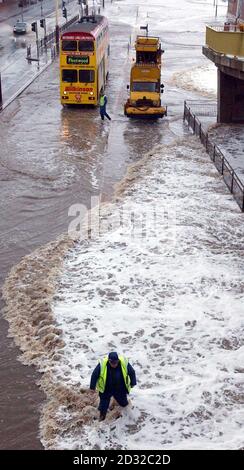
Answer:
[{"left": 206, "top": 26, "right": 244, "bottom": 57}]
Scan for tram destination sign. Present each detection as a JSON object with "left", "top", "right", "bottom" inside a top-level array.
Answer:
[{"left": 67, "top": 56, "right": 89, "bottom": 65}]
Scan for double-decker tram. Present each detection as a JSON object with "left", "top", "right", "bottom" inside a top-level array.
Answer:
[{"left": 60, "top": 15, "right": 109, "bottom": 105}]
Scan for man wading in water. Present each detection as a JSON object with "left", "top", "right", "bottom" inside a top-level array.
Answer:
[
  {"left": 90, "top": 352, "right": 136, "bottom": 420},
  {"left": 99, "top": 89, "right": 111, "bottom": 121}
]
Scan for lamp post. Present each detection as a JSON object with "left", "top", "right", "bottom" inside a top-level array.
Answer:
[
  {"left": 40, "top": 18, "right": 47, "bottom": 48},
  {"left": 31, "top": 22, "right": 39, "bottom": 63},
  {"left": 20, "top": 3, "right": 24, "bottom": 22},
  {"left": 0, "top": 72, "right": 3, "bottom": 110},
  {"left": 78, "top": 0, "right": 83, "bottom": 19},
  {"left": 215, "top": 0, "right": 218, "bottom": 18},
  {"left": 55, "top": 0, "right": 60, "bottom": 53}
]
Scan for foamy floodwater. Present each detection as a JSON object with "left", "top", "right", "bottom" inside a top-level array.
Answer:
[
  {"left": 11, "top": 136, "right": 240, "bottom": 450},
  {"left": 171, "top": 63, "right": 217, "bottom": 97}
]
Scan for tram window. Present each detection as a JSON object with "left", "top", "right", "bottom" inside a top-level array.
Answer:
[
  {"left": 62, "top": 69, "right": 78, "bottom": 82},
  {"left": 79, "top": 70, "right": 95, "bottom": 83},
  {"left": 78, "top": 41, "right": 94, "bottom": 51},
  {"left": 132, "top": 82, "right": 158, "bottom": 92},
  {"left": 62, "top": 40, "right": 77, "bottom": 51}
]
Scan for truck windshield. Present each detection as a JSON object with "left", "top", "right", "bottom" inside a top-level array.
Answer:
[{"left": 132, "top": 82, "right": 158, "bottom": 92}]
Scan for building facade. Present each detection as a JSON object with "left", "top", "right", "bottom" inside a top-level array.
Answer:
[{"left": 203, "top": 0, "right": 244, "bottom": 122}]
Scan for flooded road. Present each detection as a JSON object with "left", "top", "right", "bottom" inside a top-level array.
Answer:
[
  {"left": 0, "top": 0, "right": 227, "bottom": 449},
  {"left": 0, "top": 18, "right": 127, "bottom": 448},
  {"left": 42, "top": 136, "right": 244, "bottom": 450}
]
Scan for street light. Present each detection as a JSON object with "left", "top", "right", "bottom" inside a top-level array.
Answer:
[
  {"left": 31, "top": 21, "right": 39, "bottom": 63},
  {"left": 62, "top": 3, "right": 68, "bottom": 21},
  {"left": 0, "top": 72, "right": 3, "bottom": 110},
  {"left": 40, "top": 17, "right": 47, "bottom": 47},
  {"left": 55, "top": 0, "right": 60, "bottom": 53},
  {"left": 215, "top": 0, "right": 218, "bottom": 18},
  {"left": 18, "top": 1, "right": 24, "bottom": 22}
]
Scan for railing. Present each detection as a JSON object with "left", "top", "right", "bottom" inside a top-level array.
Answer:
[
  {"left": 205, "top": 25, "right": 244, "bottom": 58},
  {"left": 183, "top": 101, "right": 244, "bottom": 212},
  {"left": 209, "top": 24, "right": 244, "bottom": 33}
]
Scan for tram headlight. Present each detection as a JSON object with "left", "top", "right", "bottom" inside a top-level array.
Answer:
[
  {"left": 63, "top": 91, "right": 67, "bottom": 95},
  {"left": 90, "top": 91, "right": 94, "bottom": 95}
]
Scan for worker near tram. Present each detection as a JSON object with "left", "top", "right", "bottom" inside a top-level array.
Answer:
[
  {"left": 99, "top": 89, "right": 111, "bottom": 121},
  {"left": 90, "top": 352, "right": 136, "bottom": 421}
]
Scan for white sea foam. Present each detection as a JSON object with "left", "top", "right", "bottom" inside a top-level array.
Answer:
[
  {"left": 171, "top": 63, "right": 217, "bottom": 97},
  {"left": 49, "top": 137, "right": 244, "bottom": 449}
]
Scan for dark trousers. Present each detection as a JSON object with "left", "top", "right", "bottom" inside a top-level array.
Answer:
[
  {"left": 98, "top": 392, "right": 128, "bottom": 415},
  {"left": 100, "top": 106, "right": 111, "bottom": 121}
]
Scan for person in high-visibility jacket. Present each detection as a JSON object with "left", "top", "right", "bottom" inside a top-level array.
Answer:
[
  {"left": 99, "top": 89, "right": 111, "bottom": 121},
  {"left": 90, "top": 352, "right": 136, "bottom": 421}
]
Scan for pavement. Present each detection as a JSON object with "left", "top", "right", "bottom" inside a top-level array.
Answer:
[
  {"left": 0, "top": 0, "right": 69, "bottom": 22},
  {"left": 0, "top": 0, "right": 39, "bottom": 22},
  {"left": 0, "top": 0, "right": 80, "bottom": 106}
]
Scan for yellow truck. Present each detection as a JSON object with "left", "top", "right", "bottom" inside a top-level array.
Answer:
[{"left": 124, "top": 35, "right": 167, "bottom": 118}]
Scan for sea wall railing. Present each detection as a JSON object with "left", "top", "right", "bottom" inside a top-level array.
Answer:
[{"left": 184, "top": 100, "right": 244, "bottom": 212}]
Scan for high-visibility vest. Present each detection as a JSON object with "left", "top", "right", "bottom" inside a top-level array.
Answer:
[
  {"left": 100, "top": 95, "right": 106, "bottom": 106},
  {"left": 96, "top": 356, "right": 131, "bottom": 393}
]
